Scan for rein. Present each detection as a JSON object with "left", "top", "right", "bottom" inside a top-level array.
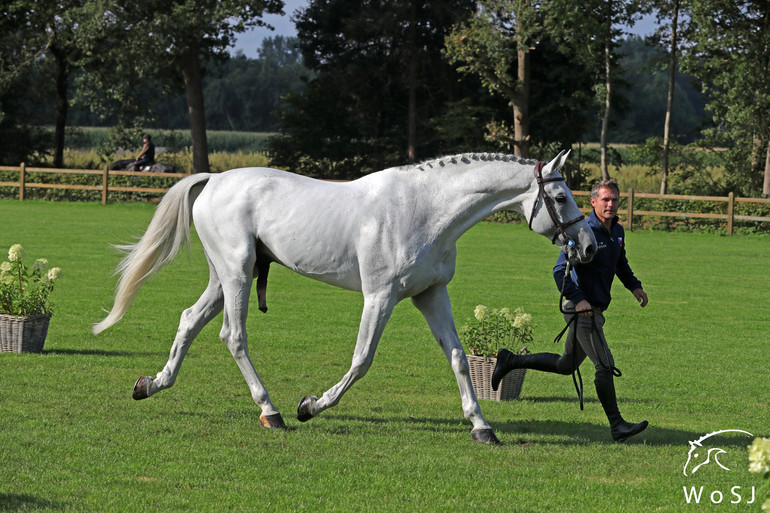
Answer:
[
  {"left": 527, "top": 161, "right": 584, "bottom": 244},
  {"left": 555, "top": 258, "right": 622, "bottom": 410}
]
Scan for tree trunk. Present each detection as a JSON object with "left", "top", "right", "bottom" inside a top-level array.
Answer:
[
  {"left": 52, "top": 47, "right": 69, "bottom": 169},
  {"left": 407, "top": 1, "right": 417, "bottom": 163},
  {"left": 513, "top": 0, "right": 531, "bottom": 158},
  {"left": 661, "top": 0, "right": 680, "bottom": 195},
  {"left": 764, "top": 139, "right": 770, "bottom": 196},
  {"left": 514, "top": 46, "right": 531, "bottom": 158},
  {"left": 600, "top": 0, "right": 612, "bottom": 181},
  {"left": 181, "top": 43, "right": 210, "bottom": 174}
]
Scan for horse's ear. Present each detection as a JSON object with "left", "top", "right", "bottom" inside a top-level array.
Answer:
[{"left": 544, "top": 150, "right": 571, "bottom": 176}]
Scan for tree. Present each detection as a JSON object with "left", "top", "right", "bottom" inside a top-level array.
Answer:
[
  {"left": 544, "top": 0, "right": 645, "bottom": 179},
  {"left": 76, "top": 0, "right": 283, "bottom": 173},
  {"left": 682, "top": 0, "right": 770, "bottom": 196},
  {"left": 647, "top": 0, "right": 693, "bottom": 194},
  {"left": 271, "top": 0, "right": 477, "bottom": 178},
  {"left": 444, "top": 0, "right": 539, "bottom": 158}
]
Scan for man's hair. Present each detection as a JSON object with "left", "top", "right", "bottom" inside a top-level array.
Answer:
[
  {"left": 591, "top": 178, "right": 620, "bottom": 199},
  {"left": 143, "top": 134, "right": 151, "bottom": 140}
]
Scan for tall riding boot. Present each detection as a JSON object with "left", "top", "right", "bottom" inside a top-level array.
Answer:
[
  {"left": 491, "top": 349, "right": 562, "bottom": 391},
  {"left": 594, "top": 367, "right": 648, "bottom": 442}
]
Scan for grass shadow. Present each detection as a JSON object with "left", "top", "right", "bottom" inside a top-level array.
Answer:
[
  {"left": 328, "top": 412, "right": 753, "bottom": 449},
  {"left": 44, "top": 348, "right": 156, "bottom": 357},
  {"left": 0, "top": 494, "right": 62, "bottom": 511}
]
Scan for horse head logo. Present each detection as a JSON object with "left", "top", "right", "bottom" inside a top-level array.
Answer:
[{"left": 683, "top": 429, "right": 754, "bottom": 476}]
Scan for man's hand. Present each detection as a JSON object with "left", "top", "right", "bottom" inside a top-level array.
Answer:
[
  {"left": 633, "top": 288, "right": 648, "bottom": 308},
  {"left": 575, "top": 299, "right": 593, "bottom": 317}
]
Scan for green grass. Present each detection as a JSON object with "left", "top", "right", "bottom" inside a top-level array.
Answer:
[{"left": 1, "top": 200, "right": 768, "bottom": 512}]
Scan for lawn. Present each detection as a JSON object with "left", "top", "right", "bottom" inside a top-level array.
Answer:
[{"left": 0, "top": 199, "right": 768, "bottom": 512}]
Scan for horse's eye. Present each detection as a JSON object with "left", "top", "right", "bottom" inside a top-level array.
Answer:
[{"left": 555, "top": 194, "right": 567, "bottom": 204}]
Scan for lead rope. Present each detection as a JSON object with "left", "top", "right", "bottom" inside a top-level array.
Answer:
[{"left": 555, "top": 253, "right": 621, "bottom": 410}]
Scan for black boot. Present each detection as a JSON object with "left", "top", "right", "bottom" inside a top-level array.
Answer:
[
  {"left": 491, "top": 349, "right": 562, "bottom": 391},
  {"left": 594, "top": 368, "right": 648, "bottom": 442}
]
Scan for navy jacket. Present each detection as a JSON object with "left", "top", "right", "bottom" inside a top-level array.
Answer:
[{"left": 553, "top": 210, "right": 642, "bottom": 311}]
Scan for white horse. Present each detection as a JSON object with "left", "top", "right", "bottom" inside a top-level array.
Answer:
[{"left": 93, "top": 151, "right": 596, "bottom": 444}]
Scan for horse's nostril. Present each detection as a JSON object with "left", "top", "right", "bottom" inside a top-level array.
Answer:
[{"left": 585, "top": 244, "right": 596, "bottom": 258}]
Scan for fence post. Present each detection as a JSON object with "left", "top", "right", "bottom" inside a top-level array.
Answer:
[
  {"left": 19, "top": 163, "right": 26, "bottom": 201},
  {"left": 627, "top": 188, "right": 634, "bottom": 230},
  {"left": 727, "top": 191, "right": 734, "bottom": 235},
  {"left": 102, "top": 166, "right": 109, "bottom": 205}
]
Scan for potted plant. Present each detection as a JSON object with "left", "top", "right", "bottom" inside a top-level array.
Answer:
[
  {"left": 0, "top": 244, "right": 62, "bottom": 353},
  {"left": 459, "top": 305, "right": 532, "bottom": 401}
]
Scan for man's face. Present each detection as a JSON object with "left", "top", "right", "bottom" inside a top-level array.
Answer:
[{"left": 590, "top": 186, "right": 619, "bottom": 223}]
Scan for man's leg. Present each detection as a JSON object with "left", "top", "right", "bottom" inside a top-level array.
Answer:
[{"left": 562, "top": 302, "right": 648, "bottom": 442}]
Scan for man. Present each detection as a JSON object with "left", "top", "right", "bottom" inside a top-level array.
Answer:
[
  {"left": 133, "top": 134, "right": 155, "bottom": 171},
  {"left": 492, "top": 179, "right": 649, "bottom": 442}
]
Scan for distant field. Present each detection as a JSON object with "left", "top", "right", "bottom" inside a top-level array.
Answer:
[{"left": 0, "top": 200, "right": 767, "bottom": 512}]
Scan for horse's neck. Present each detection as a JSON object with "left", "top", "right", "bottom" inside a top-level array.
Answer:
[{"left": 405, "top": 156, "right": 534, "bottom": 243}]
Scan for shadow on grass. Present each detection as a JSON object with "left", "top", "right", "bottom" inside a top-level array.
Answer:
[
  {"left": 0, "top": 493, "right": 62, "bottom": 511},
  {"left": 44, "top": 348, "right": 157, "bottom": 357},
  {"left": 328, "top": 413, "right": 753, "bottom": 448}
]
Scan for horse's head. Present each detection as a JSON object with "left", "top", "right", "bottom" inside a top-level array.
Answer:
[{"left": 527, "top": 151, "right": 596, "bottom": 264}]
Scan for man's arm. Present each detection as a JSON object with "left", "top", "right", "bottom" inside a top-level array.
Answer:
[{"left": 553, "top": 250, "right": 591, "bottom": 315}]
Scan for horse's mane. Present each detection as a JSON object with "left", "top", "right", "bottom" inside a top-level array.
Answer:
[{"left": 407, "top": 153, "right": 538, "bottom": 172}]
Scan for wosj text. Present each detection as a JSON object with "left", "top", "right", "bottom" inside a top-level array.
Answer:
[{"left": 683, "top": 486, "right": 756, "bottom": 505}]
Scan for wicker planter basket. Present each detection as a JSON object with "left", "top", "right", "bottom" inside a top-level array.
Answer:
[
  {"left": 0, "top": 313, "right": 52, "bottom": 353},
  {"left": 468, "top": 354, "right": 526, "bottom": 401}
]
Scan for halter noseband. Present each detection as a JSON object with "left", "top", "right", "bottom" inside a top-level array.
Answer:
[{"left": 527, "top": 161, "right": 584, "bottom": 244}]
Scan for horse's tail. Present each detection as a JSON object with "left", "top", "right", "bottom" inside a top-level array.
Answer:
[{"left": 92, "top": 173, "right": 212, "bottom": 335}]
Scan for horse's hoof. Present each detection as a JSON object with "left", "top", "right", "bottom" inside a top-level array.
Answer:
[
  {"left": 297, "top": 395, "right": 318, "bottom": 422},
  {"left": 259, "top": 413, "right": 287, "bottom": 430},
  {"left": 132, "top": 376, "right": 153, "bottom": 400},
  {"left": 471, "top": 428, "right": 500, "bottom": 444}
]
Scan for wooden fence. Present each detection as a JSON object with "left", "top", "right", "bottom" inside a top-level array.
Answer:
[
  {"left": 1, "top": 163, "right": 769, "bottom": 234},
  {"left": 0, "top": 163, "right": 189, "bottom": 205},
  {"left": 572, "top": 190, "right": 770, "bottom": 234}
]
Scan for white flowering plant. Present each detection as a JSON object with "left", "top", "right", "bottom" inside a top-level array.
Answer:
[
  {"left": 0, "top": 244, "right": 62, "bottom": 317},
  {"left": 459, "top": 305, "right": 533, "bottom": 359},
  {"left": 748, "top": 437, "right": 770, "bottom": 512}
]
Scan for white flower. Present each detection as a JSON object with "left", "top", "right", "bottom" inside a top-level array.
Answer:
[
  {"left": 8, "top": 244, "right": 25, "bottom": 262},
  {"left": 474, "top": 305, "right": 489, "bottom": 321},
  {"left": 748, "top": 437, "right": 770, "bottom": 474},
  {"left": 0, "top": 261, "right": 11, "bottom": 274},
  {"left": 32, "top": 258, "right": 49, "bottom": 273},
  {"left": 513, "top": 311, "right": 532, "bottom": 331},
  {"left": 47, "top": 267, "right": 62, "bottom": 281},
  {"left": 762, "top": 498, "right": 770, "bottom": 513}
]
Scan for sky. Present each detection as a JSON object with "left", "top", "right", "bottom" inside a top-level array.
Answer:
[{"left": 230, "top": 1, "right": 658, "bottom": 57}]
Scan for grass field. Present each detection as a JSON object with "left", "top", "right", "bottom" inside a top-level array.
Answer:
[{"left": 1, "top": 200, "right": 768, "bottom": 512}]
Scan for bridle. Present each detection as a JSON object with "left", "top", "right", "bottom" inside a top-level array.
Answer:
[{"left": 527, "top": 161, "right": 584, "bottom": 245}]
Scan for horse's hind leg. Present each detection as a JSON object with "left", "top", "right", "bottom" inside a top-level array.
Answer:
[
  {"left": 218, "top": 269, "right": 285, "bottom": 429},
  {"left": 133, "top": 269, "right": 224, "bottom": 400},
  {"left": 411, "top": 285, "right": 498, "bottom": 444}
]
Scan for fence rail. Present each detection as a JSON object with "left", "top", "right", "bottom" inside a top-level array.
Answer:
[
  {"left": 0, "top": 163, "right": 189, "bottom": 204},
  {"left": 572, "top": 190, "right": 770, "bottom": 234},
  {"left": 1, "top": 164, "right": 769, "bottom": 234}
]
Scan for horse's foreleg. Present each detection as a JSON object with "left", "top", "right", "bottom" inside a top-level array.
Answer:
[
  {"left": 134, "top": 274, "right": 224, "bottom": 400},
  {"left": 411, "top": 285, "right": 498, "bottom": 444},
  {"left": 298, "top": 292, "right": 396, "bottom": 421}
]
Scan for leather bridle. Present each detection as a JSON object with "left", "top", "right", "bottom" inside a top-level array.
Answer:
[{"left": 527, "top": 161, "right": 584, "bottom": 245}]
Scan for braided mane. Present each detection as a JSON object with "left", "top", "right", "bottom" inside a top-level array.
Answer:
[{"left": 412, "top": 153, "right": 538, "bottom": 171}]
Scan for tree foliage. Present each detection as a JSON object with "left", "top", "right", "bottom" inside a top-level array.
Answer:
[
  {"left": 270, "top": 0, "right": 479, "bottom": 178},
  {"left": 681, "top": 0, "right": 770, "bottom": 196}
]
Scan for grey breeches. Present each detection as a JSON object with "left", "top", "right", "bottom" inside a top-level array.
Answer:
[{"left": 555, "top": 300, "right": 615, "bottom": 374}]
